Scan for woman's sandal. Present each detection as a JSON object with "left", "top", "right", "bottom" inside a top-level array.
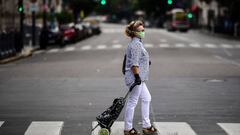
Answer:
[
  {"left": 124, "top": 128, "right": 141, "bottom": 135},
  {"left": 142, "top": 125, "right": 158, "bottom": 135}
]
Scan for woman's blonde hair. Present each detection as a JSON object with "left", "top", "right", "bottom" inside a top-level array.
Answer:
[{"left": 125, "top": 20, "right": 144, "bottom": 38}]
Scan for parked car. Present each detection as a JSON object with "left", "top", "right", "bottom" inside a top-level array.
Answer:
[
  {"left": 75, "top": 23, "right": 89, "bottom": 40},
  {"left": 83, "top": 17, "right": 101, "bottom": 35},
  {"left": 46, "top": 23, "right": 63, "bottom": 45},
  {"left": 60, "top": 23, "right": 77, "bottom": 43},
  {"left": 82, "top": 21, "right": 93, "bottom": 37}
]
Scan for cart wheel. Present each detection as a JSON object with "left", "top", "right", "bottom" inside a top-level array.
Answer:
[{"left": 99, "top": 128, "right": 109, "bottom": 135}]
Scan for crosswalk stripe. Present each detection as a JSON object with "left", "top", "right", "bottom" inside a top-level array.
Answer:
[
  {"left": 217, "top": 123, "right": 240, "bottom": 135},
  {"left": 48, "top": 49, "right": 59, "bottom": 53},
  {"left": 204, "top": 43, "right": 217, "bottom": 48},
  {"left": 92, "top": 121, "right": 124, "bottom": 135},
  {"left": 24, "top": 121, "right": 64, "bottom": 135},
  {"left": 189, "top": 43, "right": 201, "bottom": 48},
  {"left": 112, "top": 44, "right": 123, "bottom": 49},
  {"left": 154, "top": 122, "right": 197, "bottom": 135},
  {"left": 159, "top": 43, "right": 170, "bottom": 48},
  {"left": 81, "top": 45, "right": 92, "bottom": 50},
  {"left": 236, "top": 45, "right": 240, "bottom": 48},
  {"left": 96, "top": 45, "right": 107, "bottom": 50},
  {"left": 175, "top": 43, "right": 186, "bottom": 48},
  {"left": 221, "top": 44, "right": 234, "bottom": 49},
  {"left": 144, "top": 44, "right": 154, "bottom": 48},
  {"left": 65, "top": 47, "right": 75, "bottom": 52},
  {"left": 0, "top": 121, "right": 4, "bottom": 127}
]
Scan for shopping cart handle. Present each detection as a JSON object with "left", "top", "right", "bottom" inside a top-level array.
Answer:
[{"left": 129, "top": 83, "right": 138, "bottom": 92}]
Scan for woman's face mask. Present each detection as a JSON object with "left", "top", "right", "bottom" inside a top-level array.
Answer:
[{"left": 135, "top": 31, "right": 145, "bottom": 39}]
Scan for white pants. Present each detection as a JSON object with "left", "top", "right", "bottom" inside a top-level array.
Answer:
[{"left": 124, "top": 82, "right": 152, "bottom": 130}]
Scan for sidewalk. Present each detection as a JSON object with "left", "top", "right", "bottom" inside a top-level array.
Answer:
[{"left": 0, "top": 46, "right": 39, "bottom": 64}]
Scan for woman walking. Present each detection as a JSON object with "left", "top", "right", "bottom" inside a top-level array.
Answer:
[{"left": 123, "top": 20, "right": 157, "bottom": 135}]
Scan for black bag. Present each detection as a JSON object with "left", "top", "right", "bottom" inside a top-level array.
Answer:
[{"left": 91, "top": 83, "right": 138, "bottom": 133}]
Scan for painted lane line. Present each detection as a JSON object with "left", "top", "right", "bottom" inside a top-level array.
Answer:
[
  {"left": 48, "top": 49, "right": 59, "bottom": 53},
  {"left": 175, "top": 43, "right": 186, "bottom": 48},
  {"left": 0, "top": 121, "right": 4, "bottom": 127},
  {"left": 65, "top": 47, "right": 75, "bottom": 52},
  {"left": 218, "top": 123, "right": 240, "bottom": 135},
  {"left": 154, "top": 122, "right": 197, "bottom": 135},
  {"left": 24, "top": 121, "right": 64, "bottom": 135},
  {"left": 96, "top": 45, "right": 107, "bottom": 50},
  {"left": 159, "top": 43, "right": 170, "bottom": 48},
  {"left": 204, "top": 43, "right": 217, "bottom": 48},
  {"left": 112, "top": 44, "right": 123, "bottom": 49},
  {"left": 221, "top": 44, "right": 234, "bottom": 49},
  {"left": 214, "top": 55, "right": 240, "bottom": 67},
  {"left": 189, "top": 43, "right": 201, "bottom": 48},
  {"left": 92, "top": 121, "right": 124, "bottom": 135},
  {"left": 236, "top": 45, "right": 240, "bottom": 48},
  {"left": 81, "top": 45, "right": 92, "bottom": 50},
  {"left": 144, "top": 43, "right": 154, "bottom": 48}
]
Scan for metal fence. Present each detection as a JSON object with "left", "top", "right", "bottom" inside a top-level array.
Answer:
[{"left": 0, "top": 31, "right": 23, "bottom": 60}]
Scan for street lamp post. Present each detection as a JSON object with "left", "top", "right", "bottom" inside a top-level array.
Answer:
[
  {"left": 40, "top": 0, "right": 47, "bottom": 49},
  {"left": 18, "top": 0, "right": 24, "bottom": 51}
]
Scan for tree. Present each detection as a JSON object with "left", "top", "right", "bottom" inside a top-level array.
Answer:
[{"left": 63, "top": 0, "right": 97, "bottom": 22}]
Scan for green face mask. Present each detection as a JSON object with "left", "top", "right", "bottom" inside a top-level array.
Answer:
[{"left": 135, "top": 31, "right": 145, "bottom": 39}]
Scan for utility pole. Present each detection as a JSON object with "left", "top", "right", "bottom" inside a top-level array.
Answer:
[{"left": 30, "top": 0, "right": 37, "bottom": 46}]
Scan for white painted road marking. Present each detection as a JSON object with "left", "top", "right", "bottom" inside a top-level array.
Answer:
[
  {"left": 175, "top": 43, "right": 186, "bottom": 48},
  {"left": 144, "top": 43, "right": 154, "bottom": 48},
  {"left": 159, "top": 43, "right": 170, "bottom": 48},
  {"left": 154, "top": 122, "right": 197, "bottom": 135},
  {"left": 236, "top": 45, "right": 240, "bottom": 48},
  {"left": 221, "top": 44, "right": 234, "bottom": 49},
  {"left": 205, "top": 43, "right": 217, "bottom": 48},
  {"left": 81, "top": 45, "right": 92, "bottom": 50},
  {"left": 189, "top": 43, "right": 201, "bottom": 48},
  {"left": 218, "top": 123, "right": 240, "bottom": 135},
  {"left": 25, "top": 121, "right": 64, "bottom": 135},
  {"left": 0, "top": 121, "right": 4, "bottom": 127},
  {"left": 96, "top": 45, "right": 107, "bottom": 50},
  {"left": 112, "top": 44, "right": 123, "bottom": 49},
  {"left": 65, "top": 47, "right": 75, "bottom": 52},
  {"left": 92, "top": 121, "right": 124, "bottom": 135}
]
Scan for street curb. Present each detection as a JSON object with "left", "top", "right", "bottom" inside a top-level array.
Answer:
[{"left": 0, "top": 47, "right": 39, "bottom": 65}]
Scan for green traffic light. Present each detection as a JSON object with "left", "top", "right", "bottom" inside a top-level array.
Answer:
[
  {"left": 168, "top": 0, "right": 173, "bottom": 5},
  {"left": 101, "top": 0, "right": 106, "bottom": 5},
  {"left": 187, "top": 13, "right": 193, "bottom": 19},
  {"left": 18, "top": 6, "right": 24, "bottom": 12}
]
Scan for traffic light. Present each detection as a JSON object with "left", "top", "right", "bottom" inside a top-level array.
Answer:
[
  {"left": 18, "top": 0, "right": 24, "bottom": 13},
  {"left": 167, "top": 0, "right": 173, "bottom": 5},
  {"left": 187, "top": 12, "right": 193, "bottom": 19},
  {"left": 101, "top": 0, "right": 106, "bottom": 5}
]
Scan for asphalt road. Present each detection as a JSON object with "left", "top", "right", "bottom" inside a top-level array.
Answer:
[{"left": 0, "top": 23, "right": 240, "bottom": 135}]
